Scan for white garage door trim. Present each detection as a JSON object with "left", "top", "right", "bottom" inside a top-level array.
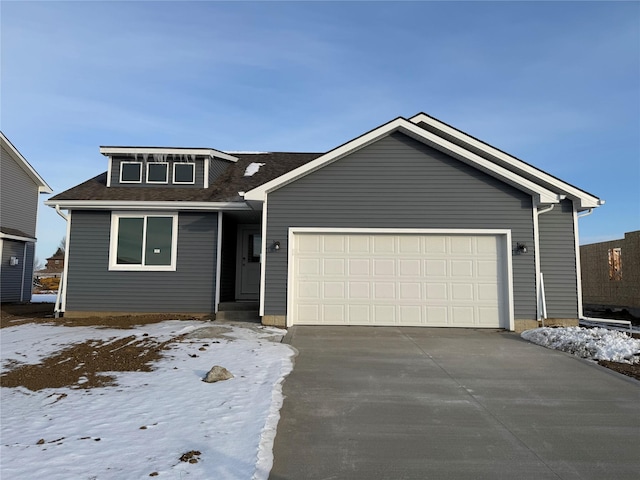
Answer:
[{"left": 287, "top": 228, "right": 514, "bottom": 330}]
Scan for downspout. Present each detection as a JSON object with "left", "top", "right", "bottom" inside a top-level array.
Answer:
[
  {"left": 578, "top": 208, "right": 594, "bottom": 219},
  {"left": 533, "top": 202, "right": 557, "bottom": 325},
  {"left": 574, "top": 207, "right": 594, "bottom": 319},
  {"left": 54, "top": 205, "right": 70, "bottom": 318}
]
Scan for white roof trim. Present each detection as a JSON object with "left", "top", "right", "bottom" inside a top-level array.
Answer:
[
  {"left": 0, "top": 232, "right": 37, "bottom": 243},
  {"left": 99, "top": 146, "right": 238, "bottom": 163},
  {"left": 408, "top": 113, "right": 602, "bottom": 209},
  {"left": 44, "top": 200, "right": 252, "bottom": 211},
  {"left": 245, "top": 118, "right": 561, "bottom": 205},
  {"left": 0, "top": 132, "right": 53, "bottom": 194}
]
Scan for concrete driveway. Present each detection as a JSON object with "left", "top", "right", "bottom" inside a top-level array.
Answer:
[{"left": 270, "top": 327, "right": 640, "bottom": 480}]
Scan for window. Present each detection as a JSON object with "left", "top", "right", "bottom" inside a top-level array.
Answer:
[
  {"left": 173, "top": 163, "right": 195, "bottom": 184},
  {"left": 608, "top": 248, "right": 622, "bottom": 281},
  {"left": 109, "top": 213, "right": 178, "bottom": 271},
  {"left": 248, "top": 234, "right": 262, "bottom": 262},
  {"left": 120, "top": 162, "right": 142, "bottom": 183},
  {"left": 147, "top": 162, "right": 169, "bottom": 184}
]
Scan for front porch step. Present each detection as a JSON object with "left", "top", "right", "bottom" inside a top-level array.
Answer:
[
  {"left": 218, "top": 302, "right": 259, "bottom": 311},
  {"left": 217, "top": 302, "right": 260, "bottom": 321}
]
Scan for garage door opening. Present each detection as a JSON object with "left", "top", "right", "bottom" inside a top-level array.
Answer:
[{"left": 288, "top": 229, "right": 513, "bottom": 329}]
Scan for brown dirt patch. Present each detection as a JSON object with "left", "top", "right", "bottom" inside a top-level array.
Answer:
[
  {"left": 1, "top": 303, "right": 208, "bottom": 329},
  {"left": 598, "top": 361, "right": 640, "bottom": 381},
  {"left": 1, "top": 335, "right": 178, "bottom": 391}
]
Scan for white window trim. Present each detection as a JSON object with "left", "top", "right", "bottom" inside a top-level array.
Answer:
[
  {"left": 173, "top": 162, "right": 196, "bottom": 185},
  {"left": 146, "top": 162, "right": 169, "bottom": 184},
  {"left": 120, "top": 161, "right": 143, "bottom": 184},
  {"left": 109, "top": 212, "right": 178, "bottom": 271}
]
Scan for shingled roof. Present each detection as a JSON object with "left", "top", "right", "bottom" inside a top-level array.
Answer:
[{"left": 48, "top": 152, "right": 322, "bottom": 203}]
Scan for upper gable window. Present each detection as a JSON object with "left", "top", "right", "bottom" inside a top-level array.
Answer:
[
  {"left": 120, "top": 162, "right": 142, "bottom": 183},
  {"left": 147, "top": 162, "right": 169, "bottom": 184},
  {"left": 173, "top": 163, "right": 195, "bottom": 184}
]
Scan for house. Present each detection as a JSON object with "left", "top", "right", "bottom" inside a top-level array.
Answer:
[
  {"left": 45, "top": 113, "right": 602, "bottom": 331},
  {"left": 1, "top": 132, "right": 53, "bottom": 303},
  {"left": 580, "top": 231, "right": 640, "bottom": 317},
  {"left": 45, "top": 247, "right": 65, "bottom": 273}
]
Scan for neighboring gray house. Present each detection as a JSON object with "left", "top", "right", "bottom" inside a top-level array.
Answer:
[
  {"left": 1, "top": 132, "right": 53, "bottom": 303},
  {"left": 45, "top": 114, "right": 602, "bottom": 331}
]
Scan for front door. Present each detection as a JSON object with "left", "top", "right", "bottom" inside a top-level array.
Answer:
[{"left": 236, "top": 225, "right": 261, "bottom": 300}]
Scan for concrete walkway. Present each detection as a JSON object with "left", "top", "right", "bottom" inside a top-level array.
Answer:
[{"left": 270, "top": 327, "right": 640, "bottom": 480}]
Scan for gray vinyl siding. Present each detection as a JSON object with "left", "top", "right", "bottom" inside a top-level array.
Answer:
[
  {"left": 65, "top": 210, "right": 218, "bottom": 313},
  {"left": 209, "top": 158, "right": 231, "bottom": 185},
  {"left": 538, "top": 199, "right": 579, "bottom": 318},
  {"left": 109, "top": 156, "right": 206, "bottom": 188},
  {"left": 1, "top": 145, "right": 39, "bottom": 237},
  {"left": 1, "top": 239, "right": 31, "bottom": 302},
  {"left": 264, "top": 132, "right": 536, "bottom": 319}
]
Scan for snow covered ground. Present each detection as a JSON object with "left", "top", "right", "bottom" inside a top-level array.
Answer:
[
  {"left": 522, "top": 326, "right": 640, "bottom": 364},
  {"left": 1, "top": 319, "right": 295, "bottom": 480}
]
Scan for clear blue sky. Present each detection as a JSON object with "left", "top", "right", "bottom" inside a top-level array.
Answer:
[{"left": 2, "top": 1, "right": 638, "bottom": 263}]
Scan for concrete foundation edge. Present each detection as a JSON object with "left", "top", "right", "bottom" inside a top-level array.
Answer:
[
  {"left": 262, "top": 315, "right": 287, "bottom": 327},
  {"left": 63, "top": 311, "right": 213, "bottom": 319}
]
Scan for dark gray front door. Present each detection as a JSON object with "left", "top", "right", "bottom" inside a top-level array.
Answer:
[{"left": 236, "top": 225, "right": 261, "bottom": 300}]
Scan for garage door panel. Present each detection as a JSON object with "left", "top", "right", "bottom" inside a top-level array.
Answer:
[
  {"left": 373, "top": 259, "right": 395, "bottom": 276},
  {"left": 323, "top": 258, "right": 345, "bottom": 275},
  {"left": 291, "top": 233, "right": 507, "bottom": 328},
  {"left": 373, "top": 236, "right": 395, "bottom": 254},
  {"left": 323, "top": 236, "right": 345, "bottom": 253},
  {"left": 349, "top": 282, "right": 370, "bottom": 299},
  {"left": 451, "top": 260, "right": 473, "bottom": 277},
  {"left": 348, "top": 258, "right": 370, "bottom": 276},
  {"left": 347, "top": 235, "right": 370, "bottom": 253},
  {"left": 373, "top": 305, "right": 395, "bottom": 323},
  {"left": 349, "top": 304, "right": 371, "bottom": 323},
  {"left": 425, "top": 259, "right": 447, "bottom": 276},
  {"left": 323, "top": 282, "right": 345, "bottom": 299}
]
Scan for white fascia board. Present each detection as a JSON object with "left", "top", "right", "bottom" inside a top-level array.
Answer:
[
  {"left": 99, "top": 146, "right": 238, "bottom": 163},
  {"left": 44, "top": 200, "right": 252, "bottom": 211},
  {"left": 246, "top": 118, "right": 560, "bottom": 205},
  {"left": 409, "top": 113, "right": 602, "bottom": 209},
  {"left": 0, "top": 132, "right": 53, "bottom": 194},
  {"left": 0, "top": 232, "right": 37, "bottom": 243}
]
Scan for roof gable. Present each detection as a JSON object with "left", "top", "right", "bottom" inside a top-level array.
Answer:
[
  {"left": 409, "top": 113, "right": 602, "bottom": 209},
  {"left": 0, "top": 132, "right": 53, "bottom": 194},
  {"left": 245, "top": 117, "right": 566, "bottom": 207}
]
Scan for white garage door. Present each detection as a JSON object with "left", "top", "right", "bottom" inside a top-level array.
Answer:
[{"left": 290, "top": 232, "right": 509, "bottom": 328}]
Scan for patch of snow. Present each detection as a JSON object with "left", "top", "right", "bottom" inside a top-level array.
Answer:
[
  {"left": 1, "top": 320, "right": 295, "bottom": 479},
  {"left": 244, "top": 162, "right": 266, "bottom": 177},
  {"left": 521, "top": 327, "right": 640, "bottom": 364},
  {"left": 30, "top": 294, "right": 57, "bottom": 303}
]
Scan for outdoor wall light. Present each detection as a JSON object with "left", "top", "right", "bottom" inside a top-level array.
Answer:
[
  {"left": 273, "top": 241, "right": 281, "bottom": 251},
  {"left": 516, "top": 243, "right": 528, "bottom": 254}
]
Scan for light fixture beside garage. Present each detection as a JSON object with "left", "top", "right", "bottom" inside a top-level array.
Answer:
[
  {"left": 272, "top": 241, "right": 281, "bottom": 252},
  {"left": 516, "top": 243, "right": 528, "bottom": 254}
]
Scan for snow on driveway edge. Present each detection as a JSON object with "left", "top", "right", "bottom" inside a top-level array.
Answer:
[
  {"left": 252, "top": 345, "right": 296, "bottom": 480},
  {"left": 521, "top": 326, "right": 640, "bottom": 364}
]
